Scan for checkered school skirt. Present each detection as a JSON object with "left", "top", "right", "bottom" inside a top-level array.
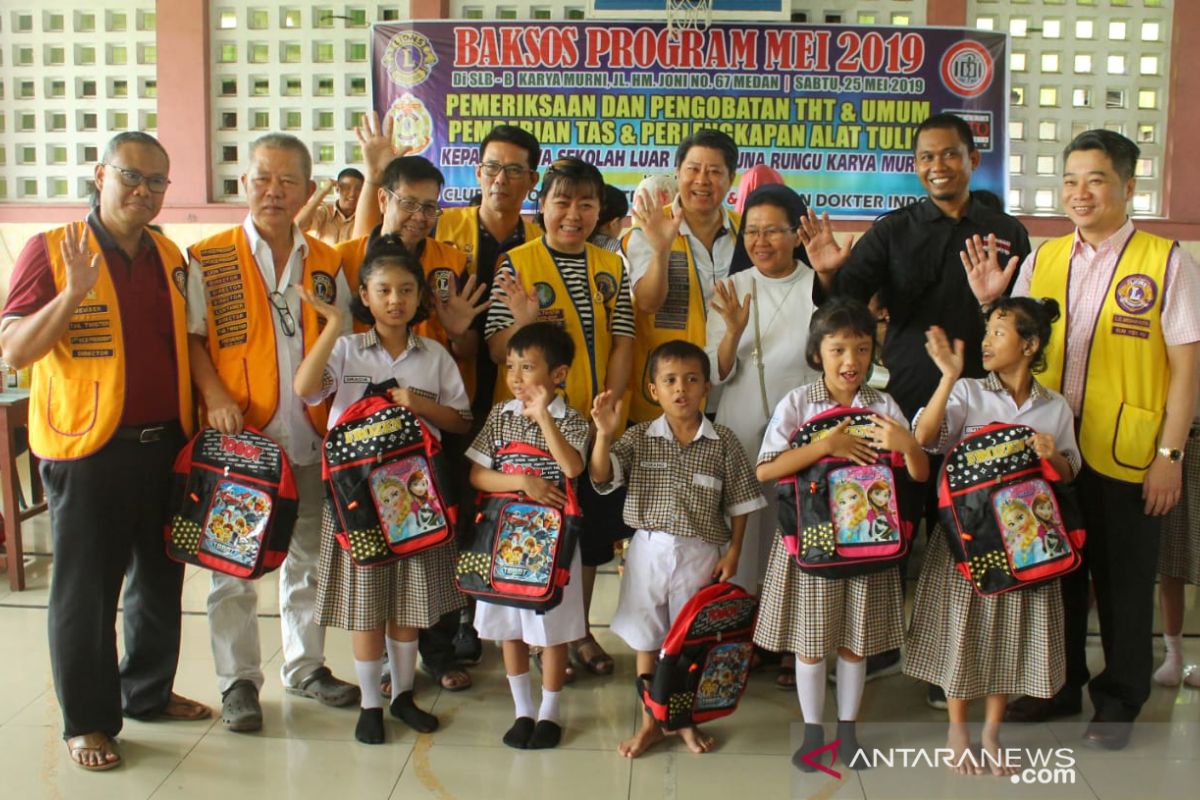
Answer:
[
  {"left": 315, "top": 502, "right": 465, "bottom": 631},
  {"left": 1159, "top": 437, "right": 1200, "bottom": 585},
  {"left": 752, "top": 532, "right": 904, "bottom": 660},
  {"left": 904, "top": 528, "right": 1064, "bottom": 701}
]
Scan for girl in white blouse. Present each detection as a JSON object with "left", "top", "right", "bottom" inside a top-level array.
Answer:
[
  {"left": 294, "top": 237, "right": 482, "bottom": 745},
  {"left": 908, "top": 297, "right": 1079, "bottom": 776}
]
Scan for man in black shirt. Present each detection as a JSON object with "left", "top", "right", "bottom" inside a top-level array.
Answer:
[{"left": 800, "top": 112, "right": 1031, "bottom": 693}]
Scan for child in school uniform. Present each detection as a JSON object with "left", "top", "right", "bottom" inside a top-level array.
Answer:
[
  {"left": 907, "top": 297, "right": 1078, "bottom": 775},
  {"left": 590, "top": 340, "right": 766, "bottom": 758},
  {"left": 466, "top": 322, "right": 590, "bottom": 750},
  {"left": 753, "top": 298, "right": 929, "bottom": 772},
  {"left": 293, "top": 238, "right": 482, "bottom": 744}
]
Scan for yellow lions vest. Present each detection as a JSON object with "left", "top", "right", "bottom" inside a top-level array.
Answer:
[
  {"left": 623, "top": 207, "right": 741, "bottom": 422},
  {"left": 189, "top": 227, "right": 342, "bottom": 434},
  {"left": 434, "top": 206, "right": 542, "bottom": 276},
  {"left": 493, "top": 238, "right": 624, "bottom": 418},
  {"left": 30, "top": 221, "right": 194, "bottom": 460},
  {"left": 1031, "top": 230, "right": 1174, "bottom": 483},
  {"left": 336, "top": 234, "right": 475, "bottom": 397}
]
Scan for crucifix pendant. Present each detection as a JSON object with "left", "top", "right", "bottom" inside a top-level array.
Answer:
[{"left": 752, "top": 347, "right": 762, "bottom": 367}]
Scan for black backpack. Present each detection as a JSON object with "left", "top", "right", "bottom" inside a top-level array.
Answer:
[
  {"left": 455, "top": 442, "right": 582, "bottom": 612},
  {"left": 938, "top": 422, "right": 1085, "bottom": 595}
]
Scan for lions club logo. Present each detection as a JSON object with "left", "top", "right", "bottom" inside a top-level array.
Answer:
[
  {"left": 383, "top": 31, "right": 438, "bottom": 88},
  {"left": 171, "top": 266, "right": 187, "bottom": 296},
  {"left": 533, "top": 282, "right": 556, "bottom": 308},
  {"left": 1114, "top": 274, "right": 1158, "bottom": 314},
  {"left": 311, "top": 271, "right": 336, "bottom": 303},
  {"left": 594, "top": 272, "right": 618, "bottom": 302},
  {"left": 389, "top": 93, "right": 434, "bottom": 156},
  {"left": 428, "top": 268, "right": 455, "bottom": 303}
]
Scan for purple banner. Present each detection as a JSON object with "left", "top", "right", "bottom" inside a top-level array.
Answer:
[{"left": 372, "top": 21, "right": 1008, "bottom": 219}]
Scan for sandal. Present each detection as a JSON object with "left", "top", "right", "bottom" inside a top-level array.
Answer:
[
  {"left": 531, "top": 646, "right": 575, "bottom": 684},
  {"left": 66, "top": 733, "right": 122, "bottom": 771},
  {"left": 419, "top": 660, "right": 473, "bottom": 692},
  {"left": 570, "top": 635, "right": 614, "bottom": 676},
  {"left": 776, "top": 655, "right": 796, "bottom": 690},
  {"left": 160, "top": 692, "right": 212, "bottom": 721}
]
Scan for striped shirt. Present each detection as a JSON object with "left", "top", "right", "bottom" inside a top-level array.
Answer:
[
  {"left": 484, "top": 243, "right": 636, "bottom": 340},
  {"left": 1013, "top": 219, "right": 1200, "bottom": 415}
]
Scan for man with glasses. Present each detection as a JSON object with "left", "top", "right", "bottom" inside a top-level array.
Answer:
[
  {"left": 0, "top": 132, "right": 208, "bottom": 770},
  {"left": 186, "top": 133, "right": 357, "bottom": 733},
  {"left": 297, "top": 167, "right": 365, "bottom": 245},
  {"left": 335, "top": 155, "right": 491, "bottom": 693}
]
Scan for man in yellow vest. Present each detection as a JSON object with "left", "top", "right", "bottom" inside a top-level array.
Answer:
[
  {"left": 336, "top": 154, "right": 489, "bottom": 691},
  {"left": 623, "top": 129, "right": 741, "bottom": 424},
  {"left": 187, "top": 134, "right": 357, "bottom": 733},
  {"left": 969, "top": 129, "right": 1200, "bottom": 749},
  {"left": 0, "top": 132, "right": 208, "bottom": 770}
]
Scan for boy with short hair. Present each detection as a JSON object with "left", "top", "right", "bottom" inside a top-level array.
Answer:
[
  {"left": 590, "top": 340, "right": 766, "bottom": 758},
  {"left": 466, "top": 322, "right": 590, "bottom": 750}
]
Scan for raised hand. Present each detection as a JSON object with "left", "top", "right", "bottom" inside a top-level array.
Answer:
[
  {"left": 354, "top": 110, "right": 408, "bottom": 182},
  {"left": 295, "top": 284, "right": 345, "bottom": 325},
  {"left": 631, "top": 187, "right": 683, "bottom": 253},
  {"left": 433, "top": 273, "right": 490, "bottom": 338},
  {"left": 865, "top": 414, "right": 919, "bottom": 455},
  {"left": 961, "top": 233, "right": 1019, "bottom": 306},
  {"left": 590, "top": 390, "right": 621, "bottom": 437},
  {"left": 711, "top": 279, "right": 751, "bottom": 337},
  {"left": 493, "top": 270, "right": 540, "bottom": 327},
  {"left": 520, "top": 382, "right": 555, "bottom": 420},
  {"left": 924, "top": 325, "right": 965, "bottom": 379},
  {"left": 796, "top": 208, "right": 852, "bottom": 276},
  {"left": 824, "top": 417, "right": 877, "bottom": 465},
  {"left": 61, "top": 224, "right": 101, "bottom": 302}
]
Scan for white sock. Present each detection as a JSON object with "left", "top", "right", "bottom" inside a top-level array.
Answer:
[
  {"left": 794, "top": 659, "right": 827, "bottom": 724},
  {"left": 386, "top": 637, "right": 418, "bottom": 698},
  {"left": 836, "top": 656, "right": 866, "bottom": 721},
  {"left": 354, "top": 657, "right": 385, "bottom": 709},
  {"left": 507, "top": 672, "right": 536, "bottom": 719},
  {"left": 538, "top": 687, "right": 562, "bottom": 724}
]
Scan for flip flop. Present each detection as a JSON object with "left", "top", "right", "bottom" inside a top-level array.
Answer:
[
  {"left": 531, "top": 646, "right": 575, "bottom": 684},
  {"left": 418, "top": 661, "right": 473, "bottom": 692},
  {"left": 571, "top": 635, "right": 614, "bottom": 676},
  {"left": 66, "top": 733, "right": 122, "bottom": 771},
  {"left": 159, "top": 693, "right": 212, "bottom": 721}
]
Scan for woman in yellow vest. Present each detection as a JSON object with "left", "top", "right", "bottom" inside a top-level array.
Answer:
[{"left": 484, "top": 157, "right": 635, "bottom": 677}]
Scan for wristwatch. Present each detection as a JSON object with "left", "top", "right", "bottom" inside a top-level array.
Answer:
[{"left": 1157, "top": 446, "right": 1185, "bottom": 463}]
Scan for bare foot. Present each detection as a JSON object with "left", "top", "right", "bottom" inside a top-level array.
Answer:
[
  {"left": 947, "top": 722, "right": 982, "bottom": 776},
  {"left": 618, "top": 718, "right": 666, "bottom": 758},
  {"left": 677, "top": 725, "right": 716, "bottom": 754},
  {"left": 981, "top": 726, "right": 1017, "bottom": 776}
]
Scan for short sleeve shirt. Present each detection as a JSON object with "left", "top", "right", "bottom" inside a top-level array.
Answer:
[
  {"left": 464, "top": 397, "right": 590, "bottom": 468},
  {"left": 595, "top": 414, "right": 766, "bottom": 544},
  {"left": 758, "top": 381, "right": 909, "bottom": 465}
]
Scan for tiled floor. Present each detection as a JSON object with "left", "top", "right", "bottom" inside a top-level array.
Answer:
[{"left": 2, "top": 509, "right": 1198, "bottom": 799}]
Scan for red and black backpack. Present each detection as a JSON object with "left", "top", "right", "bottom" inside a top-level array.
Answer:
[
  {"left": 938, "top": 422, "right": 1085, "bottom": 595},
  {"left": 776, "top": 407, "right": 917, "bottom": 579},
  {"left": 638, "top": 582, "right": 758, "bottom": 731},
  {"left": 322, "top": 392, "right": 456, "bottom": 566},
  {"left": 455, "top": 442, "right": 583, "bottom": 613},
  {"left": 166, "top": 427, "right": 298, "bottom": 579}
]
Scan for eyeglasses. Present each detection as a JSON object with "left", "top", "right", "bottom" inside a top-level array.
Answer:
[
  {"left": 479, "top": 161, "right": 533, "bottom": 179},
  {"left": 103, "top": 163, "right": 171, "bottom": 193},
  {"left": 384, "top": 189, "right": 442, "bottom": 218},
  {"left": 743, "top": 226, "right": 797, "bottom": 241},
  {"left": 267, "top": 290, "right": 296, "bottom": 337}
]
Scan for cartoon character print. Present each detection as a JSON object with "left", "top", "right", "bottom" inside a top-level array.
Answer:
[
  {"left": 694, "top": 643, "right": 752, "bottom": 711},
  {"left": 200, "top": 482, "right": 270, "bottom": 566},
  {"left": 998, "top": 497, "right": 1045, "bottom": 569},
  {"left": 491, "top": 502, "right": 562, "bottom": 585},
  {"left": 1031, "top": 493, "right": 1067, "bottom": 558},
  {"left": 371, "top": 458, "right": 445, "bottom": 545},
  {"left": 400, "top": 469, "right": 445, "bottom": 539},
  {"left": 865, "top": 479, "right": 899, "bottom": 542},
  {"left": 832, "top": 480, "right": 871, "bottom": 544}
]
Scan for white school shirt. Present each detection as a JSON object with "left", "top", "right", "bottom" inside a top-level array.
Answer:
[
  {"left": 302, "top": 329, "right": 471, "bottom": 434},
  {"left": 913, "top": 373, "right": 1082, "bottom": 476},
  {"left": 758, "top": 380, "right": 909, "bottom": 465},
  {"left": 186, "top": 216, "right": 352, "bottom": 465}
]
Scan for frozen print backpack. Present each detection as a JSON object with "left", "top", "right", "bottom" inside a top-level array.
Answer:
[
  {"left": 639, "top": 582, "right": 758, "bottom": 731},
  {"left": 776, "top": 407, "right": 916, "bottom": 579},
  {"left": 938, "top": 422, "right": 1085, "bottom": 595},
  {"left": 455, "top": 442, "right": 583, "bottom": 613},
  {"left": 166, "top": 427, "right": 298, "bottom": 579},
  {"left": 323, "top": 391, "right": 455, "bottom": 566}
]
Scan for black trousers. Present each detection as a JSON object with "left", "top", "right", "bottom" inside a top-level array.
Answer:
[
  {"left": 1062, "top": 465, "right": 1162, "bottom": 721},
  {"left": 42, "top": 430, "right": 185, "bottom": 739}
]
